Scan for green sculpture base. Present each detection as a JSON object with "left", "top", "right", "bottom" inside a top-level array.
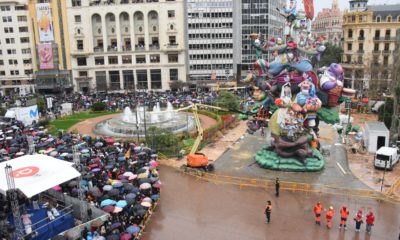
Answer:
[
  {"left": 255, "top": 148, "right": 325, "bottom": 172},
  {"left": 317, "top": 107, "right": 340, "bottom": 125}
]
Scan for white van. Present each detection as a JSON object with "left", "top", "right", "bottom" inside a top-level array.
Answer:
[{"left": 374, "top": 147, "right": 399, "bottom": 170}]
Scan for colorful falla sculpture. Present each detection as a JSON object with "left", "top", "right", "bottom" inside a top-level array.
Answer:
[{"left": 242, "top": 0, "right": 354, "bottom": 171}]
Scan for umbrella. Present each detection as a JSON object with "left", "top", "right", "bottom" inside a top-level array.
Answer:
[
  {"left": 90, "top": 187, "right": 102, "bottom": 197},
  {"left": 137, "top": 172, "right": 148, "bottom": 179},
  {"left": 106, "top": 234, "right": 119, "bottom": 240},
  {"left": 116, "top": 200, "right": 127, "bottom": 208},
  {"left": 15, "top": 152, "right": 24, "bottom": 157},
  {"left": 113, "top": 207, "right": 123, "bottom": 213},
  {"left": 52, "top": 185, "right": 62, "bottom": 191},
  {"left": 103, "top": 185, "right": 113, "bottom": 191},
  {"left": 79, "top": 179, "right": 88, "bottom": 186},
  {"left": 108, "top": 189, "right": 120, "bottom": 196},
  {"left": 91, "top": 168, "right": 101, "bottom": 173},
  {"left": 150, "top": 154, "right": 158, "bottom": 159},
  {"left": 111, "top": 222, "right": 121, "bottom": 229},
  {"left": 105, "top": 164, "right": 114, "bottom": 169},
  {"left": 103, "top": 205, "right": 115, "bottom": 213},
  {"left": 81, "top": 149, "right": 89, "bottom": 153},
  {"left": 134, "top": 146, "right": 142, "bottom": 152},
  {"left": 100, "top": 199, "right": 116, "bottom": 207},
  {"left": 113, "top": 182, "right": 123, "bottom": 188},
  {"left": 68, "top": 181, "right": 78, "bottom": 187},
  {"left": 113, "top": 142, "right": 121, "bottom": 146},
  {"left": 126, "top": 193, "right": 136, "bottom": 200},
  {"left": 91, "top": 219, "right": 104, "bottom": 228},
  {"left": 151, "top": 194, "right": 160, "bottom": 200},
  {"left": 95, "top": 142, "right": 103, "bottom": 147},
  {"left": 152, "top": 183, "right": 161, "bottom": 189},
  {"left": 123, "top": 171, "right": 134, "bottom": 177},
  {"left": 94, "top": 236, "right": 106, "bottom": 240},
  {"left": 141, "top": 202, "right": 152, "bottom": 208},
  {"left": 120, "top": 233, "right": 132, "bottom": 240},
  {"left": 142, "top": 197, "right": 152, "bottom": 203},
  {"left": 126, "top": 226, "right": 140, "bottom": 234},
  {"left": 124, "top": 184, "right": 134, "bottom": 192},
  {"left": 138, "top": 178, "right": 151, "bottom": 185},
  {"left": 118, "top": 156, "right": 125, "bottom": 161},
  {"left": 139, "top": 183, "right": 151, "bottom": 190},
  {"left": 128, "top": 175, "right": 137, "bottom": 181},
  {"left": 136, "top": 208, "right": 147, "bottom": 216},
  {"left": 118, "top": 175, "right": 128, "bottom": 180},
  {"left": 130, "top": 187, "right": 140, "bottom": 194}
]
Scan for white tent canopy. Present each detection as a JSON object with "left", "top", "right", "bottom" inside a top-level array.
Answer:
[{"left": 0, "top": 155, "right": 80, "bottom": 198}]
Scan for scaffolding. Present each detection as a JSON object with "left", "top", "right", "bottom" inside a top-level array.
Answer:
[
  {"left": 5, "top": 165, "right": 24, "bottom": 240},
  {"left": 72, "top": 146, "right": 87, "bottom": 222}
]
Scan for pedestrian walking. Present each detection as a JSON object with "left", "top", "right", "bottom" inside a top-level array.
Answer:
[
  {"left": 354, "top": 209, "right": 364, "bottom": 232},
  {"left": 265, "top": 201, "right": 272, "bottom": 223},
  {"left": 366, "top": 210, "right": 375, "bottom": 235},
  {"left": 313, "top": 202, "right": 323, "bottom": 225},
  {"left": 326, "top": 206, "right": 335, "bottom": 229},
  {"left": 261, "top": 127, "right": 265, "bottom": 137},
  {"left": 275, "top": 178, "right": 280, "bottom": 197},
  {"left": 339, "top": 206, "right": 349, "bottom": 230}
]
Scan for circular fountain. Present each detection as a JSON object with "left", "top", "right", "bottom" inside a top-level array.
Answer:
[{"left": 94, "top": 102, "right": 196, "bottom": 137}]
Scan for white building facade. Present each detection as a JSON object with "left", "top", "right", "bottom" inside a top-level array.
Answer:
[
  {"left": 185, "top": 0, "right": 238, "bottom": 85},
  {"left": 0, "top": 0, "right": 35, "bottom": 97},
  {"left": 66, "top": 0, "right": 187, "bottom": 93}
]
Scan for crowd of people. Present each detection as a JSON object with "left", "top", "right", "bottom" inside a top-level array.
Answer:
[{"left": 0, "top": 118, "right": 160, "bottom": 240}]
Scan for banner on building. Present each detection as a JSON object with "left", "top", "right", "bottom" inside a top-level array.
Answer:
[
  {"left": 304, "top": 0, "right": 315, "bottom": 20},
  {"left": 38, "top": 43, "right": 54, "bottom": 70},
  {"left": 36, "top": 3, "right": 54, "bottom": 42}
]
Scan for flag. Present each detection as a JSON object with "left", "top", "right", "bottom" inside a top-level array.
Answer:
[
  {"left": 304, "top": 0, "right": 314, "bottom": 20},
  {"left": 125, "top": 147, "right": 131, "bottom": 159}
]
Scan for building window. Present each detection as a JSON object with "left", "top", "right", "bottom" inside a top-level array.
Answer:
[
  {"left": 7, "top": 49, "right": 16, "bottom": 54},
  {"left": 9, "top": 59, "right": 17, "bottom": 65},
  {"left": 20, "top": 37, "right": 29, "bottom": 43},
  {"left": 5, "top": 38, "right": 15, "bottom": 44},
  {"left": 168, "top": 10, "right": 175, "bottom": 18},
  {"left": 19, "top": 27, "right": 28, "bottom": 32},
  {"left": 4, "top": 27, "right": 13, "bottom": 33},
  {"left": 95, "top": 57, "right": 104, "bottom": 65},
  {"left": 375, "top": 30, "right": 380, "bottom": 38},
  {"left": 387, "top": 16, "right": 392, "bottom": 22},
  {"left": 77, "top": 40, "right": 83, "bottom": 50},
  {"left": 348, "top": 29, "right": 353, "bottom": 38},
  {"left": 170, "top": 69, "right": 178, "bottom": 81},
  {"left": 136, "top": 70, "right": 148, "bottom": 89},
  {"left": 78, "top": 71, "right": 88, "bottom": 77},
  {"left": 150, "top": 55, "right": 160, "bottom": 63},
  {"left": 122, "top": 55, "right": 132, "bottom": 64},
  {"left": 77, "top": 57, "right": 87, "bottom": 66},
  {"left": 358, "top": 43, "right": 363, "bottom": 52},
  {"left": 168, "top": 54, "right": 178, "bottom": 63},
  {"left": 72, "top": 0, "right": 81, "bottom": 7},
  {"left": 123, "top": 70, "right": 135, "bottom": 90},
  {"left": 136, "top": 55, "right": 146, "bottom": 64},
  {"left": 109, "top": 71, "right": 120, "bottom": 90},
  {"left": 24, "top": 69, "right": 33, "bottom": 75},
  {"left": 75, "top": 15, "right": 81, "bottom": 23},
  {"left": 108, "top": 56, "right": 118, "bottom": 64},
  {"left": 96, "top": 71, "right": 107, "bottom": 91},
  {"left": 0, "top": 6, "right": 11, "bottom": 11},
  {"left": 376, "top": 16, "right": 381, "bottom": 22},
  {"left": 347, "top": 43, "right": 352, "bottom": 51},
  {"left": 23, "top": 59, "right": 32, "bottom": 64},
  {"left": 2, "top": 16, "right": 12, "bottom": 22},
  {"left": 0, "top": 60, "right": 3, "bottom": 65},
  {"left": 17, "top": 16, "right": 27, "bottom": 22},
  {"left": 22, "top": 48, "right": 31, "bottom": 54},
  {"left": 374, "top": 43, "right": 379, "bottom": 51},
  {"left": 0, "top": 71, "right": 5, "bottom": 76},
  {"left": 169, "top": 36, "right": 176, "bottom": 44},
  {"left": 384, "top": 43, "right": 390, "bottom": 51},
  {"left": 150, "top": 69, "right": 162, "bottom": 89}
]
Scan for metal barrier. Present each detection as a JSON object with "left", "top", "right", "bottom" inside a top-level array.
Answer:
[{"left": 177, "top": 166, "right": 400, "bottom": 204}]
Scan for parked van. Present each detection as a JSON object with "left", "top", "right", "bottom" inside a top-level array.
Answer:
[{"left": 374, "top": 147, "right": 399, "bottom": 170}]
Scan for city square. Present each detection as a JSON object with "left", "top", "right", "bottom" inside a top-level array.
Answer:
[{"left": 0, "top": 0, "right": 400, "bottom": 240}]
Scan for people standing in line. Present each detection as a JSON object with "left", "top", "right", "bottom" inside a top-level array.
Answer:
[
  {"left": 326, "top": 206, "right": 335, "bottom": 229},
  {"left": 339, "top": 206, "right": 350, "bottom": 230},
  {"left": 313, "top": 202, "right": 323, "bottom": 225},
  {"left": 354, "top": 209, "right": 364, "bottom": 232},
  {"left": 366, "top": 210, "right": 375, "bottom": 235},
  {"left": 265, "top": 201, "right": 272, "bottom": 223},
  {"left": 275, "top": 178, "right": 280, "bottom": 197}
]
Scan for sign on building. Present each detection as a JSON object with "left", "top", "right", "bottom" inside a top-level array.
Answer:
[
  {"left": 36, "top": 3, "right": 54, "bottom": 42},
  {"left": 38, "top": 43, "right": 54, "bottom": 69}
]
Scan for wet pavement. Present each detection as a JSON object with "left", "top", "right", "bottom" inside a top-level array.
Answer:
[
  {"left": 143, "top": 166, "right": 400, "bottom": 240},
  {"left": 213, "top": 123, "right": 371, "bottom": 190}
]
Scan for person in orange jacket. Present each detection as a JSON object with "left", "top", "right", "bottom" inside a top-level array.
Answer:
[
  {"left": 339, "top": 206, "right": 350, "bottom": 230},
  {"left": 313, "top": 202, "right": 323, "bottom": 225},
  {"left": 326, "top": 206, "right": 335, "bottom": 229}
]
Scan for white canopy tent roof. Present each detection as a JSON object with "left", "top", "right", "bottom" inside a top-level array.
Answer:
[{"left": 0, "top": 154, "right": 80, "bottom": 198}]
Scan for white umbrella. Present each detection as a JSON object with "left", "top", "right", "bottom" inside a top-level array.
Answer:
[
  {"left": 123, "top": 171, "right": 134, "bottom": 177},
  {"left": 139, "top": 182, "right": 151, "bottom": 190}
]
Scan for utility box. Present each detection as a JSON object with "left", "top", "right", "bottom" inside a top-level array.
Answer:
[{"left": 363, "top": 121, "right": 390, "bottom": 153}]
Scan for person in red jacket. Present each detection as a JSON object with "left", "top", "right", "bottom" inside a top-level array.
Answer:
[
  {"left": 366, "top": 210, "right": 375, "bottom": 235},
  {"left": 339, "top": 206, "right": 350, "bottom": 230},
  {"left": 326, "top": 206, "right": 335, "bottom": 229},
  {"left": 313, "top": 202, "right": 323, "bottom": 225}
]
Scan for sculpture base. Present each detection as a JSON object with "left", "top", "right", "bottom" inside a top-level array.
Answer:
[{"left": 255, "top": 148, "right": 325, "bottom": 172}]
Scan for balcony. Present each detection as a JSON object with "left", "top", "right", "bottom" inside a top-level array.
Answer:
[
  {"left": 358, "top": 36, "right": 365, "bottom": 41},
  {"left": 166, "top": 43, "right": 179, "bottom": 49},
  {"left": 357, "top": 50, "right": 364, "bottom": 54},
  {"left": 89, "top": 0, "right": 159, "bottom": 6},
  {"left": 93, "top": 47, "right": 104, "bottom": 52},
  {"left": 374, "top": 36, "right": 396, "bottom": 41},
  {"left": 107, "top": 46, "right": 118, "bottom": 52},
  {"left": 135, "top": 45, "right": 145, "bottom": 51},
  {"left": 122, "top": 45, "right": 132, "bottom": 51},
  {"left": 149, "top": 44, "right": 160, "bottom": 50},
  {"left": 382, "top": 50, "right": 392, "bottom": 55}
]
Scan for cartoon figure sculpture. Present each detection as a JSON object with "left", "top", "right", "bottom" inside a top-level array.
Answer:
[
  {"left": 277, "top": 0, "right": 298, "bottom": 38},
  {"left": 318, "top": 63, "right": 344, "bottom": 107}
]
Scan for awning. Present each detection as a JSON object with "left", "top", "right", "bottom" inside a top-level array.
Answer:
[{"left": 0, "top": 155, "right": 81, "bottom": 198}]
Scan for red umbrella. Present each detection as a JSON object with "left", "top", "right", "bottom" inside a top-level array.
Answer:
[
  {"left": 106, "top": 138, "right": 115, "bottom": 145},
  {"left": 102, "top": 205, "right": 115, "bottom": 213},
  {"left": 120, "top": 233, "right": 132, "bottom": 240}
]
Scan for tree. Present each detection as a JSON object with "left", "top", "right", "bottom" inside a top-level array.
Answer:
[
  {"left": 312, "top": 43, "right": 343, "bottom": 68},
  {"left": 378, "top": 97, "right": 393, "bottom": 129},
  {"left": 216, "top": 91, "right": 240, "bottom": 111},
  {"left": 91, "top": 102, "right": 107, "bottom": 112},
  {"left": 169, "top": 80, "right": 188, "bottom": 91}
]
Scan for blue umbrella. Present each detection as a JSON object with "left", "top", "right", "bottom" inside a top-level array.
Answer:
[
  {"left": 103, "top": 185, "right": 113, "bottom": 191},
  {"left": 118, "top": 156, "right": 125, "bottom": 161},
  {"left": 111, "top": 222, "right": 121, "bottom": 229},
  {"left": 113, "top": 182, "right": 123, "bottom": 188},
  {"left": 130, "top": 187, "right": 140, "bottom": 194},
  {"left": 116, "top": 200, "right": 127, "bottom": 208},
  {"left": 126, "top": 193, "right": 136, "bottom": 200},
  {"left": 100, "top": 199, "right": 116, "bottom": 207},
  {"left": 81, "top": 149, "right": 89, "bottom": 153},
  {"left": 105, "top": 164, "right": 114, "bottom": 169},
  {"left": 151, "top": 194, "right": 160, "bottom": 200},
  {"left": 126, "top": 226, "right": 140, "bottom": 234},
  {"left": 91, "top": 168, "right": 101, "bottom": 173},
  {"left": 79, "top": 180, "right": 88, "bottom": 186}
]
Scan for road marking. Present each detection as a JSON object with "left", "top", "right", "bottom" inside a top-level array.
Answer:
[{"left": 336, "top": 162, "right": 347, "bottom": 175}]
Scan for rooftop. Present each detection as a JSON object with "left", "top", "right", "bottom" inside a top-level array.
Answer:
[{"left": 365, "top": 121, "right": 389, "bottom": 132}]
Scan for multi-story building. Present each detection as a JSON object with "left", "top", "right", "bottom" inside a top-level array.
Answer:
[
  {"left": 66, "top": 0, "right": 186, "bottom": 93},
  {"left": 0, "top": 0, "right": 35, "bottom": 97},
  {"left": 185, "top": 0, "right": 238, "bottom": 87},
  {"left": 240, "top": 0, "right": 285, "bottom": 73},
  {"left": 342, "top": 0, "right": 400, "bottom": 98},
  {"left": 312, "top": 0, "right": 343, "bottom": 46}
]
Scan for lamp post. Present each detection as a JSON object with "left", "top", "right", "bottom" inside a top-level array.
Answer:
[{"left": 380, "top": 160, "right": 388, "bottom": 192}]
